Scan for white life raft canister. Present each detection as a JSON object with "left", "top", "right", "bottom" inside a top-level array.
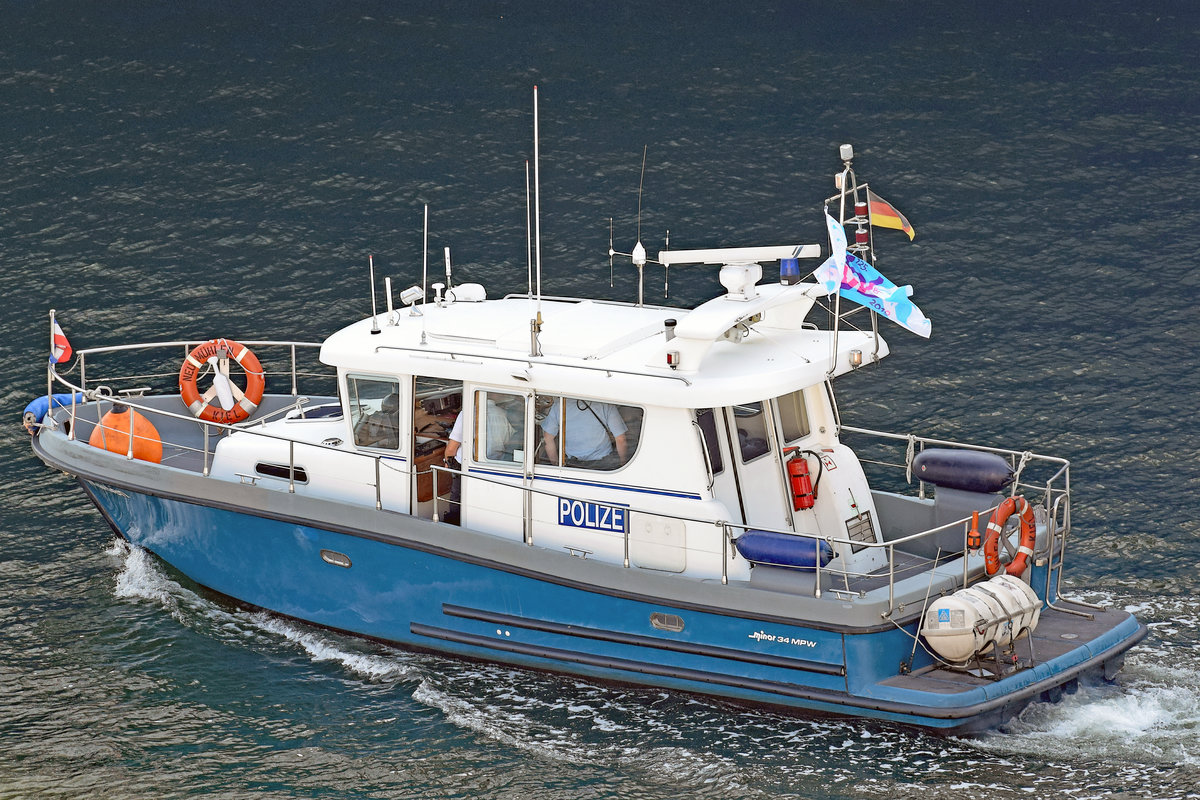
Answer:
[{"left": 920, "top": 574, "right": 1042, "bottom": 665}]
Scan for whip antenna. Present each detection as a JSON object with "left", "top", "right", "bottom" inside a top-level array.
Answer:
[
  {"left": 526, "top": 159, "right": 533, "bottom": 298},
  {"left": 637, "top": 145, "right": 647, "bottom": 245},
  {"left": 422, "top": 205, "right": 429, "bottom": 306},
  {"left": 608, "top": 218, "right": 614, "bottom": 287},
  {"left": 369, "top": 254, "right": 380, "bottom": 334},
  {"left": 633, "top": 145, "right": 648, "bottom": 306},
  {"left": 530, "top": 85, "right": 544, "bottom": 357}
]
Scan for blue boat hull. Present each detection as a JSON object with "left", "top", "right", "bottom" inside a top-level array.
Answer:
[{"left": 76, "top": 476, "right": 1146, "bottom": 734}]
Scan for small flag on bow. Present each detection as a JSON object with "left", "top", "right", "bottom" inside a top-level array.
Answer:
[{"left": 50, "top": 320, "right": 73, "bottom": 364}]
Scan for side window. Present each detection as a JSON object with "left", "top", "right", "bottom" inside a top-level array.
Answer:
[
  {"left": 775, "top": 389, "right": 810, "bottom": 443},
  {"left": 537, "top": 395, "right": 642, "bottom": 471},
  {"left": 695, "top": 408, "right": 724, "bottom": 476},
  {"left": 733, "top": 402, "right": 770, "bottom": 462},
  {"left": 474, "top": 390, "right": 524, "bottom": 465},
  {"left": 349, "top": 375, "right": 401, "bottom": 449},
  {"left": 414, "top": 377, "right": 461, "bottom": 462}
]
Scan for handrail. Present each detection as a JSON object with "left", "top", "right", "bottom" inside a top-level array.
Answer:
[
  {"left": 73, "top": 339, "right": 324, "bottom": 357},
  {"left": 841, "top": 423, "right": 1071, "bottom": 470},
  {"left": 372, "top": 344, "right": 693, "bottom": 386},
  {"left": 72, "top": 340, "right": 327, "bottom": 399}
]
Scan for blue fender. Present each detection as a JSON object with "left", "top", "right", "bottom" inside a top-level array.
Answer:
[
  {"left": 735, "top": 530, "right": 833, "bottom": 571},
  {"left": 911, "top": 448, "right": 1013, "bottom": 494},
  {"left": 22, "top": 392, "right": 85, "bottom": 432}
]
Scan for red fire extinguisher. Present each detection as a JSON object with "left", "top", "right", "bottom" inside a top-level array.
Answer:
[{"left": 784, "top": 448, "right": 820, "bottom": 511}]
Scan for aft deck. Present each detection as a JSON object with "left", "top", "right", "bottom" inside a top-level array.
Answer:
[{"left": 878, "top": 600, "right": 1144, "bottom": 703}]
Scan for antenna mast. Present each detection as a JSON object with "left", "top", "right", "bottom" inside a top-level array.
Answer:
[
  {"left": 529, "top": 86, "right": 544, "bottom": 357},
  {"left": 422, "top": 205, "right": 429, "bottom": 306},
  {"left": 633, "top": 145, "right": 648, "bottom": 307},
  {"left": 525, "top": 159, "right": 533, "bottom": 298},
  {"left": 369, "top": 254, "right": 380, "bottom": 334}
]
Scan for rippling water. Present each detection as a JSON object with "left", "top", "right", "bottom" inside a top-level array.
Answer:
[{"left": 3, "top": 3, "right": 1199, "bottom": 798}]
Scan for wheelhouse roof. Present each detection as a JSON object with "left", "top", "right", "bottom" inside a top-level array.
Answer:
[{"left": 319, "top": 282, "right": 889, "bottom": 408}]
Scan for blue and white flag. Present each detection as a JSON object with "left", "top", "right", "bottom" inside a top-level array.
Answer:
[
  {"left": 837, "top": 252, "right": 931, "bottom": 338},
  {"left": 814, "top": 212, "right": 848, "bottom": 295}
]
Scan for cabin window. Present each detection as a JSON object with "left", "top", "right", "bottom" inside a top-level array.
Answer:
[
  {"left": 775, "top": 389, "right": 811, "bottom": 443},
  {"left": 537, "top": 395, "right": 642, "bottom": 471},
  {"left": 474, "top": 390, "right": 524, "bottom": 465},
  {"left": 348, "top": 375, "right": 401, "bottom": 449},
  {"left": 255, "top": 462, "right": 309, "bottom": 483},
  {"left": 414, "top": 378, "right": 462, "bottom": 442},
  {"left": 695, "top": 408, "right": 724, "bottom": 476},
  {"left": 733, "top": 402, "right": 770, "bottom": 463}
]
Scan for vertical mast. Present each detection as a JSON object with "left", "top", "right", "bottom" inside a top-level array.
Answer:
[
  {"left": 525, "top": 160, "right": 533, "bottom": 298},
  {"left": 530, "top": 85, "right": 544, "bottom": 357},
  {"left": 422, "top": 204, "right": 429, "bottom": 305},
  {"left": 369, "top": 254, "right": 380, "bottom": 334},
  {"left": 47, "top": 308, "right": 56, "bottom": 402}
]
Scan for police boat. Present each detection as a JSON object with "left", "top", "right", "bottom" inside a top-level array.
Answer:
[{"left": 25, "top": 98, "right": 1145, "bottom": 734}]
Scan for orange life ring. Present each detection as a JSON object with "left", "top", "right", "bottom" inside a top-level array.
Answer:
[
  {"left": 983, "top": 495, "right": 1037, "bottom": 577},
  {"left": 178, "top": 338, "right": 265, "bottom": 424}
]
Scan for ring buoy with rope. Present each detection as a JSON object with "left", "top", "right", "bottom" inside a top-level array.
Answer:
[
  {"left": 983, "top": 495, "right": 1037, "bottom": 577},
  {"left": 178, "top": 338, "right": 265, "bottom": 424}
]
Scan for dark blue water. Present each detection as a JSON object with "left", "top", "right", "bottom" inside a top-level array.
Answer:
[{"left": 3, "top": 3, "right": 1199, "bottom": 797}]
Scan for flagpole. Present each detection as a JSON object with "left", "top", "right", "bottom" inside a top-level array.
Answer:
[{"left": 47, "top": 309, "right": 56, "bottom": 404}]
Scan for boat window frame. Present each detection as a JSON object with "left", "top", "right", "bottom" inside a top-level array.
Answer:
[
  {"left": 694, "top": 408, "right": 724, "bottom": 479},
  {"left": 535, "top": 393, "right": 643, "bottom": 472},
  {"left": 472, "top": 388, "right": 526, "bottom": 468},
  {"left": 774, "top": 388, "right": 812, "bottom": 445},
  {"left": 731, "top": 401, "right": 772, "bottom": 464},
  {"left": 346, "top": 373, "right": 403, "bottom": 451}
]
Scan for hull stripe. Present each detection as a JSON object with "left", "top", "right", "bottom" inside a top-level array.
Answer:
[{"left": 442, "top": 603, "right": 846, "bottom": 676}]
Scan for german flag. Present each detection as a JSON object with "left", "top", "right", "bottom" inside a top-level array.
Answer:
[{"left": 866, "top": 188, "right": 915, "bottom": 240}]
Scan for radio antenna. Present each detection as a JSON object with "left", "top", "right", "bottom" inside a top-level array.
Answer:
[
  {"left": 663, "top": 229, "right": 671, "bottom": 298},
  {"left": 636, "top": 145, "right": 647, "bottom": 245},
  {"left": 608, "top": 218, "right": 615, "bottom": 287},
  {"left": 633, "top": 145, "right": 648, "bottom": 306},
  {"left": 422, "top": 204, "right": 429, "bottom": 307},
  {"left": 529, "top": 85, "right": 544, "bottom": 357},
  {"left": 368, "top": 254, "right": 380, "bottom": 334},
  {"left": 605, "top": 145, "right": 654, "bottom": 306},
  {"left": 525, "top": 159, "right": 533, "bottom": 298}
]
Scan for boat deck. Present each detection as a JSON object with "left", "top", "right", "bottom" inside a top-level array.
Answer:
[
  {"left": 879, "top": 599, "right": 1134, "bottom": 696},
  {"left": 62, "top": 394, "right": 326, "bottom": 478}
]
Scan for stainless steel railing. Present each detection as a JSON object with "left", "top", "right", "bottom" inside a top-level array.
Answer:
[{"left": 42, "top": 347, "right": 1074, "bottom": 617}]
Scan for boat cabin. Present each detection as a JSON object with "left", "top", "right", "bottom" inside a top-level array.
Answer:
[{"left": 209, "top": 253, "right": 892, "bottom": 586}]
